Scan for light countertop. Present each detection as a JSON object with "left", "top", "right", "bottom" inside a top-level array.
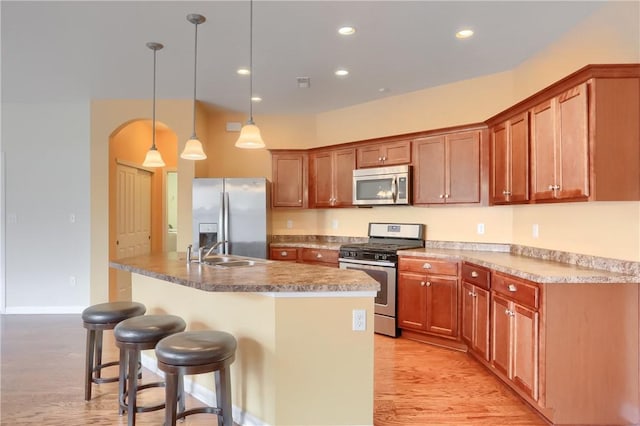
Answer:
[{"left": 110, "top": 252, "right": 380, "bottom": 293}]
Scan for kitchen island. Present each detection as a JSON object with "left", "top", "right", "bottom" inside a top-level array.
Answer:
[{"left": 110, "top": 252, "right": 379, "bottom": 426}]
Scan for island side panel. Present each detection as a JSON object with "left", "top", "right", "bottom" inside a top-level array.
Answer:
[
  {"left": 132, "top": 274, "right": 278, "bottom": 426},
  {"left": 544, "top": 283, "right": 639, "bottom": 425},
  {"left": 274, "top": 296, "right": 375, "bottom": 426}
]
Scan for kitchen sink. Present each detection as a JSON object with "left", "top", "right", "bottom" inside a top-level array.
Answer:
[{"left": 202, "top": 255, "right": 268, "bottom": 268}]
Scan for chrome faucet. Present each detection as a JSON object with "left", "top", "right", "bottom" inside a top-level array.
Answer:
[{"left": 198, "top": 240, "right": 227, "bottom": 263}]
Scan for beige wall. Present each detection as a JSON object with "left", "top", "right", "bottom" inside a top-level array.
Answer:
[{"left": 132, "top": 274, "right": 374, "bottom": 426}]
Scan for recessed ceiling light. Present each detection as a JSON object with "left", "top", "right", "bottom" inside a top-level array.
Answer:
[
  {"left": 335, "top": 69, "right": 349, "bottom": 77},
  {"left": 251, "top": 96, "right": 262, "bottom": 102},
  {"left": 237, "top": 68, "right": 250, "bottom": 75},
  {"left": 338, "top": 26, "right": 356, "bottom": 36},
  {"left": 378, "top": 88, "right": 389, "bottom": 93},
  {"left": 456, "top": 29, "right": 474, "bottom": 39}
]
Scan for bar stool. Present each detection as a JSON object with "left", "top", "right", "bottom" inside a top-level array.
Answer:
[
  {"left": 155, "top": 330, "right": 237, "bottom": 426},
  {"left": 82, "top": 301, "right": 146, "bottom": 401},
  {"left": 114, "top": 314, "right": 187, "bottom": 426}
]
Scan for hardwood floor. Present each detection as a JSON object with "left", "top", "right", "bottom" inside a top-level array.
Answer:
[{"left": 0, "top": 315, "right": 547, "bottom": 425}]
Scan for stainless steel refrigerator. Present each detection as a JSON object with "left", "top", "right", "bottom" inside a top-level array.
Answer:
[{"left": 192, "top": 178, "right": 270, "bottom": 258}]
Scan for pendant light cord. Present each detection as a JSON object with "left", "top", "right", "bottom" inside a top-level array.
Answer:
[
  {"left": 152, "top": 46, "right": 157, "bottom": 150},
  {"left": 191, "top": 21, "right": 199, "bottom": 138},
  {"left": 248, "top": 0, "right": 254, "bottom": 124}
]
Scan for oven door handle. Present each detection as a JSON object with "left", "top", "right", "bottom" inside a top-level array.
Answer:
[{"left": 339, "top": 258, "right": 396, "bottom": 268}]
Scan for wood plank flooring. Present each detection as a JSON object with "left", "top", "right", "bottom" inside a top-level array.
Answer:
[{"left": 0, "top": 314, "right": 547, "bottom": 425}]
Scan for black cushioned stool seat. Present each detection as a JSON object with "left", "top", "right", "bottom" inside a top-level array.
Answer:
[
  {"left": 82, "top": 301, "right": 146, "bottom": 401},
  {"left": 156, "top": 330, "right": 237, "bottom": 426},
  {"left": 114, "top": 314, "right": 186, "bottom": 426}
]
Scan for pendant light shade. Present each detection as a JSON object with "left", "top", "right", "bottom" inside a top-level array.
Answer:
[
  {"left": 235, "top": 0, "right": 265, "bottom": 149},
  {"left": 142, "top": 42, "right": 166, "bottom": 168},
  {"left": 180, "top": 14, "right": 207, "bottom": 160}
]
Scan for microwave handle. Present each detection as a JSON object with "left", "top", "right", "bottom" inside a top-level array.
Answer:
[{"left": 391, "top": 176, "right": 398, "bottom": 202}]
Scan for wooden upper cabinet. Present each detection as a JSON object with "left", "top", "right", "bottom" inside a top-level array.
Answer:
[
  {"left": 530, "top": 83, "right": 589, "bottom": 202},
  {"left": 413, "top": 129, "right": 484, "bottom": 205},
  {"left": 490, "top": 112, "right": 529, "bottom": 204},
  {"left": 309, "top": 147, "right": 355, "bottom": 208},
  {"left": 270, "top": 150, "right": 307, "bottom": 208},
  {"left": 356, "top": 140, "right": 411, "bottom": 168}
]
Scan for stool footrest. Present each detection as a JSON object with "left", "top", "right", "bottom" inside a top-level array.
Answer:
[
  {"left": 91, "top": 360, "right": 119, "bottom": 384},
  {"left": 177, "top": 406, "right": 222, "bottom": 421},
  {"left": 119, "top": 381, "right": 166, "bottom": 413}
]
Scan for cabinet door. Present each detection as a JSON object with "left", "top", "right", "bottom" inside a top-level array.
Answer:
[
  {"left": 555, "top": 83, "right": 589, "bottom": 200},
  {"left": 447, "top": 130, "right": 481, "bottom": 204},
  {"left": 356, "top": 145, "right": 385, "bottom": 168},
  {"left": 272, "top": 152, "right": 306, "bottom": 208},
  {"left": 530, "top": 100, "right": 556, "bottom": 201},
  {"left": 509, "top": 112, "right": 529, "bottom": 203},
  {"left": 425, "top": 275, "right": 458, "bottom": 337},
  {"left": 382, "top": 140, "right": 411, "bottom": 165},
  {"left": 398, "top": 272, "right": 428, "bottom": 331},
  {"left": 413, "top": 136, "right": 446, "bottom": 204},
  {"left": 474, "top": 286, "right": 490, "bottom": 362},
  {"left": 462, "top": 281, "right": 475, "bottom": 345},
  {"left": 512, "top": 303, "right": 539, "bottom": 401},
  {"left": 333, "top": 148, "right": 355, "bottom": 206},
  {"left": 309, "top": 151, "right": 333, "bottom": 208},
  {"left": 491, "top": 293, "right": 512, "bottom": 377},
  {"left": 491, "top": 122, "right": 509, "bottom": 204}
]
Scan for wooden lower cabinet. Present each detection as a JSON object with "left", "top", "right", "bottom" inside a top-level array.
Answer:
[
  {"left": 269, "top": 246, "right": 338, "bottom": 267},
  {"left": 462, "top": 282, "right": 490, "bottom": 361},
  {"left": 491, "top": 292, "right": 539, "bottom": 400},
  {"left": 398, "top": 258, "right": 460, "bottom": 343}
]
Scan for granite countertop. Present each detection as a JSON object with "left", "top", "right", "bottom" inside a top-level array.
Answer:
[
  {"left": 399, "top": 247, "right": 640, "bottom": 284},
  {"left": 109, "top": 252, "right": 380, "bottom": 293}
]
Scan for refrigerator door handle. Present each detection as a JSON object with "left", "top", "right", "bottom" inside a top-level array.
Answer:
[
  {"left": 223, "top": 192, "right": 230, "bottom": 255},
  {"left": 218, "top": 192, "right": 225, "bottom": 255}
]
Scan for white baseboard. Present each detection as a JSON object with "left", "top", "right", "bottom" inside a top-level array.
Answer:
[
  {"left": 4, "top": 306, "right": 85, "bottom": 314},
  {"left": 140, "top": 353, "right": 268, "bottom": 426}
]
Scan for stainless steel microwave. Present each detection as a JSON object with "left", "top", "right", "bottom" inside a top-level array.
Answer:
[{"left": 352, "top": 165, "right": 411, "bottom": 206}]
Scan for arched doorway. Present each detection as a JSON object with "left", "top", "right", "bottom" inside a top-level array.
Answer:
[{"left": 108, "top": 119, "right": 178, "bottom": 301}]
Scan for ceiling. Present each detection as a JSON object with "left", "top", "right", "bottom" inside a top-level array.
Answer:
[{"left": 1, "top": 1, "right": 606, "bottom": 115}]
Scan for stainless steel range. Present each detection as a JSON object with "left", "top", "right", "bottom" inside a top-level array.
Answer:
[{"left": 339, "top": 223, "right": 425, "bottom": 337}]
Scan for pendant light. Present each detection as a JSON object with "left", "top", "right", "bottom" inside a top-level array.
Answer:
[
  {"left": 142, "top": 42, "right": 166, "bottom": 168},
  {"left": 180, "top": 14, "right": 208, "bottom": 160},
  {"left": 235, "top": 0, "right": 266, "bottom": 149}
]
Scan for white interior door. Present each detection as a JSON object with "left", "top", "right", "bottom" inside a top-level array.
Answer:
[{"left": 115, "top": 163, "right": 151, "bottom": 300}]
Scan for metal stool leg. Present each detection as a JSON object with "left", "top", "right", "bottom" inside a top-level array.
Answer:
[
  {"left": 164, "top": 372, "right": 179, "bottom": 426},
  {"left": 84, "top": 329, "right": 96, "bottom": 401},
  {"left": 118, "top": 348, "right": 127, "bottom": 416},
  {"left": 127, "top": 349, "right": 139, "bottom": 426},
  {"left": 95, "top": 330, "right": 103, "bottom": 379},
  {"left": 215, "top": 367, "right": 233, "bottom": 426}
]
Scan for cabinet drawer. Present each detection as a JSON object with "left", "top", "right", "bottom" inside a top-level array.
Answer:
[
  {"left": 270, "top": 247, "right": 298, "bottom": 261},
  {"left": 300, "top": 248, "right": 339, "bottom": 264},
  {"left": 399, "top": 257, "right": 458, "bottom": 275},
  {"left": 492, "top": 272, "right": 539, "bottom": 309},
  {"left": 461, "top": 262, "right": 490, "bottom": 290}
]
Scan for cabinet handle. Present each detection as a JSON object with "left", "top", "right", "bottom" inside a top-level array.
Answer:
[
  {"left": 316, "top": 253, "right": 323, "bottom": 259},
  {"left": 422, "top": 262, "right": 432, "bottom": 269},
  {"left": 468, "top": 291, "right": 476, "bottom": 297},
  {"left": 508, "top": 284, "right": 517, "bottom": 292},
  {"left": 382, "top": 156, "right": 387, "bottom": 161},
  {"left": 505, "top": 309, "right": 515, "bottom": 317},
  {"left": 298, "top": 199, "right": 302, "bottom": 203},
  {"left": 378, "top": 157, "right": 383, "bottom": 162},
  {"left": 439, "top": 194, "right": 444, "bottom": 199},
  {"left": 426, "top": 281, "right": 432, "bottom": 287},
  {"left": 471, "top": 271, "right": 478, "bottom": 278},
  {"left": 548, "top": 184, "right": 554, "bottom": 190},
  {"left": 444, "top": 193, "right": 450, "bottom": 199},
  {"left": 502, "top": 190, "right": 512, "bottom": 196},
  {"left": 420, "top": 281, "right": 426, "bottom": 287},
  {"left": 555, "top": 184, "right": 561, "bottom": 190},
  {"left": 280, "top": 251, "right": 288, "bottom": 257},
  {"left": 548, "top": 184, "right": 561, "bottom": 191}
]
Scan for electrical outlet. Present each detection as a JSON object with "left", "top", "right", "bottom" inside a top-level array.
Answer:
[
  {"left": 332, "top": 219, "right": 339, "bottom": 230},
  {"left": 69, "top": 276, "right": 77, "bottom": 287},
  {"left": 286, "top": 219, "right": 293, "bottom": 229},
  {"left": 352, "top": 309, "right": 366, "bottom": 331},
  {"left": 532, "top": 224, "right": 539, "bottom": 239},
  {"left": 477, "top": 223, "right": 485, "bottom": 235}
]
